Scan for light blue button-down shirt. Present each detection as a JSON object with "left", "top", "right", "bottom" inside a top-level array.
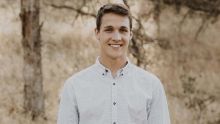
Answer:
[{"left": 57, "top": 58, "right": 170, "bottom": 124}]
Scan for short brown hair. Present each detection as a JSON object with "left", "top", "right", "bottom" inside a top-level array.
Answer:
[{"left": 96, "top": 3, "right": 132, "bottom": 32}]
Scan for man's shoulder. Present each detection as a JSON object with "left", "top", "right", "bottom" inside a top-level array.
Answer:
[
  {"left": 131, "top": 64, "right": 162, "bottom": 86},
  {"left": 65, "top": 64, "right": 96, "bottom": 85},
  {"left": 132, "top": 64, "right": 158, "bottom": 79}
]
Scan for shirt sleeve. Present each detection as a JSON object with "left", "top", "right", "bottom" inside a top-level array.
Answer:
[
  {"left": 57, "top": 79, "right": 79, "bottom": 124},
  {"left": 147, "top": 78, "right": 170, "bottom": 124}
]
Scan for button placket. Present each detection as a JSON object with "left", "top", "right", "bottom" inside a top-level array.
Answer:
[{"left": 111, "top": 79, "right": 117, "bottom": 124}]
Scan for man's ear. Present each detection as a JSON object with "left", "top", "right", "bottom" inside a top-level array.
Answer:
[{"left": 95, "top": 28, "right": 100, "bottom": 41}]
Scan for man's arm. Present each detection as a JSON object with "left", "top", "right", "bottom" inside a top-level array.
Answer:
[
  {"left": 147, "top": 78, "right": 170, "bottom": 124},
  {"left": 57, "top": 80, "right": 79, "bottom": 124}
]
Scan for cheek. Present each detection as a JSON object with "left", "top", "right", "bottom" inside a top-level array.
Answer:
[
  {"left": 99, "top": 39, "right": 108, "bottom": 47},
  {"left": 100, "top": 34, "right": 111, "bottom": 42},
  {"left": 123, "top": 37, "right": 130, "bottom": 44}
]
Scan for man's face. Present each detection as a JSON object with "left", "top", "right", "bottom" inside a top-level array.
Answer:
[{"left": 95, "top": 13, "right": 132, "bottom": 60}]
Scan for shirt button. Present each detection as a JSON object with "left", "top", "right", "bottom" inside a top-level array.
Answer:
[
  {"left": 113, "top": 83, "right": 116, "bottom": 85},
  {"left": 113, "top": 102, "right": 116, "bottom": 105}
]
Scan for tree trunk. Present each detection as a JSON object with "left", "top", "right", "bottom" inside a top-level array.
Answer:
[{"left": 20, "top": 0, "right": 44, "bottom": 120}]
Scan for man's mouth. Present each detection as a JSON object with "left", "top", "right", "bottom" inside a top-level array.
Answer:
[{"left": 108, "top": 44, "right": 122, "bottom": 48}]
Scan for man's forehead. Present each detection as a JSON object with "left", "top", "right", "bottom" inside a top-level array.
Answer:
[{"left": 101, "top": 14, "right": 130, "bottom": 29}]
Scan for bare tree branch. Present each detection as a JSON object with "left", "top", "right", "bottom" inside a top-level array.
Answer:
[
  {"left": 157, "top": 0, "right": 220, "bottom": 16},
  {"left": 194, "top": 15, "right": 210, "bottom": 40},
  {"left": 50, "top": 4, "right": 96, "bottom": 18}
]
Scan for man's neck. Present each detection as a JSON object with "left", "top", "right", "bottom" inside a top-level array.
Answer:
[{"left": 99, "top": 56, "right": 127, "bottom": 77}]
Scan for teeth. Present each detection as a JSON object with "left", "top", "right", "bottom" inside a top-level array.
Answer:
[{"left": 110, "top": 44, "right": 120, "bottom": 48}]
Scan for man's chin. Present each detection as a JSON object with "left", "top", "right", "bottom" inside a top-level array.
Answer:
[{"left": 108, "top": 54, "right": 125, "bottom": 60}]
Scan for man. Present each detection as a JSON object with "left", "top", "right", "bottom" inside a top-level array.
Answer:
[{"left": 57, "top": 3, "right": 170, "bottom": 124}]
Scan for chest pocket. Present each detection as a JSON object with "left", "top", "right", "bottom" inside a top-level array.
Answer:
[{"left": 126, "top": 89, "right": 151, "bottom": 123}]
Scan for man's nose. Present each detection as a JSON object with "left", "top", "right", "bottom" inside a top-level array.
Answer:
[{"left": 112, "top": 31, "right": 121, "bottom": 41}]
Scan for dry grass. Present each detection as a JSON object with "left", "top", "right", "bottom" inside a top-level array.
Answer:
[{"left": 0, "top": 1, "right": 220, "bottom": 124}]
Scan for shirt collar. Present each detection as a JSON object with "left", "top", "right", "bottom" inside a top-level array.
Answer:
[{"left": 95, "top": 57, "right": 131, "bottom": 77}]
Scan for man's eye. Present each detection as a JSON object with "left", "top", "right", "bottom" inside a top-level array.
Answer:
[
  {"left": 105, "top": 29, "right": 113, "bottom": 32},
  {"left": 120, "top": 29, "right": 128, "bottom": 33}
]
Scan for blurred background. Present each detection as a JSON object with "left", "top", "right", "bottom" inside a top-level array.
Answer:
[{"left": 0, "top": 0, "right": 220, "bottom": 124}]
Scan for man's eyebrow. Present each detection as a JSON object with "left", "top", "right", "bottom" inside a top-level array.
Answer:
[
  {"left": 103, "top": 26, "right": 129, "bottom": 29},
  {"left": 103, "top": 26, "right": 113, "bottom": 29},
  {"left": 120, "top": 26, "right": 128, "bottom": 29}
]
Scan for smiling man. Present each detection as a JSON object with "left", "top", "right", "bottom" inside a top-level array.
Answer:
[{"left": 57, "top": 3, "right": 170, "bottom": 124}]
